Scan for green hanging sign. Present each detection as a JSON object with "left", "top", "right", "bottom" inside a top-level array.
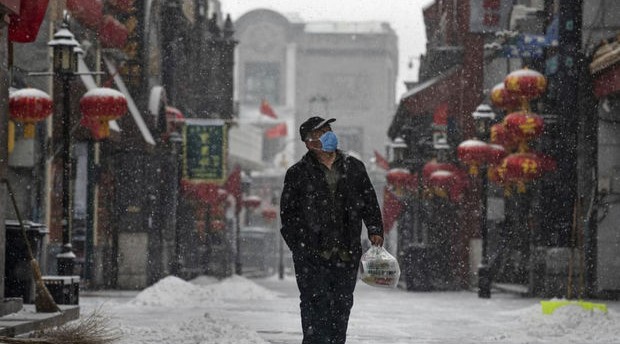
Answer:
[{"left": 182, "top": 119, "right": 228, "bottom": 183}]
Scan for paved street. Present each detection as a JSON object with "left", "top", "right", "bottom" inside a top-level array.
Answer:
[{"left": 80, "top": 275, "right": 620, "bottom": 344}]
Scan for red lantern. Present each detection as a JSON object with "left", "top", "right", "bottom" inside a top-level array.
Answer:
[
  {"left": 487, "top": 144, "right": 508, "bottom": 166},
  {"left": 490, "top": 82, "right": 520, "bottom": 111},
  {"left": 67, "top": 0, "right": 103, "bottom": 30},
  {"left": 504, "top": 68, "right": 547, "bottom": 102},
  {"left": 8, "top": 0, "right": 50, "bottom": 43},
  {"left": 243, "top": 195, "right": 262, "bottom": 209},
  {"left": 210, "top": 219, "right": 226, "bottom": 231},
  {"left": 9, "top": 88, "right": 53, "bottom": 138},
  {"left": 490, "top": 123, "right": 515, "bottom": 149},
  {"left": 501, "top": 153, "right": 544, "bottom": 192},
  {"left": 457, "top": 139, "right": 490, "bottom": 176},
  {"left": 503, "top": 111, "right": 544, "bottom": 149},
  {"left": 422, "top": 161, "right": 459, "bottom": 181},
  {"left": 80, "top": 88, "right": 128, "bottom": 139},
  {"left": 262, "top": 208, "right": 278, "bottom": 221},
  {"left": 386, "top": 168, "right": 416, "bottom": 195},
  {"left": 428, "top": 170, "right": 455, "bottom": 199},
  {"left": 98, "top": 15, "right": 128, "bottom": 49},
  {"left": 488, "top": 165, "right": 505, "bottom": 185}
]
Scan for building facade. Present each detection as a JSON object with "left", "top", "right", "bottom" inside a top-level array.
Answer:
[{"left": 234, "top": 9, "right": 398, "bottom": 164}]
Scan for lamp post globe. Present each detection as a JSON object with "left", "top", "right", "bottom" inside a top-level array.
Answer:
[
  {"left": 472, "top": 104, "right": 496, "bottom": 140},
  {"left": 48, "top": 20, "right": 80, "bottom": 75},
  {"left": 390, "top": 137, "right": 408, "bottom": 168}
]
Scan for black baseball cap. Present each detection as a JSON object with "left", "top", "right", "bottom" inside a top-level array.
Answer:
[{"left": 299, "top": 116, "right": 336, "bottom": 141}]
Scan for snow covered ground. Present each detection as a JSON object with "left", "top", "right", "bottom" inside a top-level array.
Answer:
[{"left": 79, "top": 274, "right": 620, "bottom": 344}]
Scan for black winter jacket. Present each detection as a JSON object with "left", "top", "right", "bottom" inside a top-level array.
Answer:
[{"left": 280, "top": 150, "right": 383, "bottom": 262}]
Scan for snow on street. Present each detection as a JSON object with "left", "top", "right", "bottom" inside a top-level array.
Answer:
[{"left": 79, "top": 274, "right": 620, "bottom": 344}]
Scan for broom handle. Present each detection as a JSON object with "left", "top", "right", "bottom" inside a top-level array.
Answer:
[{"left": 1, "top": 179, "right": 36, "bottom": 262}]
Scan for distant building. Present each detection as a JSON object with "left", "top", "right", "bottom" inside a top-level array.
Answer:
[{"left": 233, "top": 9, "right": 398, "bottom": 165}]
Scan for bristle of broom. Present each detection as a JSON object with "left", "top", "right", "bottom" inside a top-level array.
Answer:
[
  {"left": 29, "top": 260, "right": 61, "bottom": 313},
  {"left": 0, "top": 308, "right": 120, "bottom": 344}
]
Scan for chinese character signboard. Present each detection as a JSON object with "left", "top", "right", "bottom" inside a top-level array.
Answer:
[
  {"left": 183, "top": 119, "right": 228, "bottom": 183},
  {"left": 469, "top": 0, "right": 512, "bottom": 33}
]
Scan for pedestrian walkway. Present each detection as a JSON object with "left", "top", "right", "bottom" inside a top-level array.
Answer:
[{"left": 79, "top": 274, "right": 620, "bottom": 344}]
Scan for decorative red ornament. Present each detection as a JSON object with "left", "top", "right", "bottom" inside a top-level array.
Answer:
[
  {"left": 487, "top": 144, "right": 508, "bottom": 166},
  {"left": 386, "top": 168, "right": 416, "bottom": 195},
  {"left": 67, "top": 0, "right": 103, "bottom": 30},
  {"left": 504, "top": 68, "right": 547, "bottom": 101},
  {"left": 80, "top": 88, "right": 128, "bottom": 139},
  {"left": 488, "top": 165, "right": 506, "bottom": 185},
  {"left": 503, "top": 111, "right": 544, "bottom": 149},
  {"left": 501, "top": 153, "right": 544, "bottom": 192},
  {"left": 457, "top": 139, "right": 490, "bottom": 176},
  {"left": 243, "top": 195, "right": 262, "bottom": 209},
  {"left": 490, "top": 123, "right": 513, "bottom": 148},
  {"left": 261, "top": 208, "right": 278, "bottom": 221},
  {"left": 9, "top": 88, "right": 53, "bottom": 138},
  {"left": 8, "top": 0, "right": 50, "bottom": 42},
  {"left": 428, "top": 170, "right": 455, "bottom": 199},
  {"left": 98, "top": 15, "right": 128, "bottom": 49},
  {"left": 180, "top": 180, "right": 219, "bottom": 205},
  {"left": 210, "top": 219, "right": 226, "bottom": 231},
  {"left": 422, "top": 161, "right": 459, "bottom": 181},
  {"left": 490, "top": 82, "right": 520, "bottom": 111}
]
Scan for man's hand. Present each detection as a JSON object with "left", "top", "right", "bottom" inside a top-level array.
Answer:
[{"left": 369, "top": 235, "right": 383, "bottom": 247}]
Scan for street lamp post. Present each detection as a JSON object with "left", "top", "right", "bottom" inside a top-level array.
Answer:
[
  {"left": 471, "top": 104, "right": 496, "bottom": 298},
  {"left": 48, "top": 19, "right": 81, "bottom": 276}
]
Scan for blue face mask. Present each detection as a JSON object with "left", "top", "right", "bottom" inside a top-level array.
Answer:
[{"left": 319, "top": 131, "right": 338, "bottom": 152}]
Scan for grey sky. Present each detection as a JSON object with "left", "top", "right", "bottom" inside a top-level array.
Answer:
[{"left": 223, "top": 0, "right": 434, "bottom": 101}]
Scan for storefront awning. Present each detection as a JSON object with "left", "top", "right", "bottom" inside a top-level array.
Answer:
[
  {"left": 399, "top": 67, "right": 461, "bottom": 116},
  {"left": 104, "top": 57, "right": 156, "bottom": 146},
  {"left": 388, "top": 68, "right": 461, "bottom": 139}
]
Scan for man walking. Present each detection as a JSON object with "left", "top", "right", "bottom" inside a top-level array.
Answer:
[{"left": 280, "top": 116, "right": 384, "bottom": 344}]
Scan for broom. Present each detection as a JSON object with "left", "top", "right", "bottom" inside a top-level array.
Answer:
[{"left": 2, "top": 179, "right": 60, "bottom": 313}]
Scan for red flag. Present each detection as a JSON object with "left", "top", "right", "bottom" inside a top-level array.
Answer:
[
  {"left": 374, "top": 150, "right": 390, "bottom": 170},
  {"left": 260, "top": 99, "right": 277, "bottom": 119},
  {"left": 382, "top": 187, "right": 403, "bottom": 233},
  {"left": 265, "top": 122, "right": 287, "bottom": 139},
  {"left": 224, "top": 165, "right": 242, "bottom": 214}
]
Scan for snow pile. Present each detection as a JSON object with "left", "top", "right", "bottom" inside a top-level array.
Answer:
[
  {"left": 128, "top": 275, "right": 278, "bottom": 307},
  {"left": 83, "top": 275, "right": 276, "bottom": 344},
  {"left": 114, "top": 313, "right": 268, "bottom": 344},
  {"left": 490, "top": 302, "right": 620, "bottom": 343},
  {"left": 128, "top": 276, "right": 203, "bottom": 307}
]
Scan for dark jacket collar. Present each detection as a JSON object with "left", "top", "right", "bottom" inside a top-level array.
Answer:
[{"left": 302, "top": 149, "right": 346, "bottom": 167}]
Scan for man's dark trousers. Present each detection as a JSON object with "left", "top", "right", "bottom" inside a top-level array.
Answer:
[{"left": 294, "top": 255, "right": 358, "bottom": 344}]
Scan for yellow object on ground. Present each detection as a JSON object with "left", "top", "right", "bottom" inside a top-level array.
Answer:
[{"left": 541, "top": 300, "right": 608, "bottom": 315}]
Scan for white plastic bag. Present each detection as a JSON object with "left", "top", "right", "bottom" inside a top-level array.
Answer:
[{"left": 360, "top": 246, "right": 400, "bottom": 288}]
